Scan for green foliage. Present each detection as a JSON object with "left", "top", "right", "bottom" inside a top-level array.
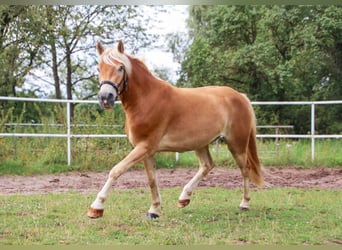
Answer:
[
  {"left": 0, "top": 6, "right": 44, "bottom": 97},
  {"left": 0, "top": 188, "right": 341, "bottom": 245},
  {"left": 0, "top": 5, "right": 158, "bottom": 101},
  {"left": 180, "top": 5, "right": 342, "bottom": 134}
]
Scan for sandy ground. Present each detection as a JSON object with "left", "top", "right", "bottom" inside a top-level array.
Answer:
[{"left": 0, "top": 167, "right": 341, "bottom": 195}]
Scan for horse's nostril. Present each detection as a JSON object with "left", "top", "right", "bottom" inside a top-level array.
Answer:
[
  {"left": 100, "top": 95, "right": 106, "bottom": 103},
  {"left": 108, "top": 93, "right": 114, "bottom": 100}
]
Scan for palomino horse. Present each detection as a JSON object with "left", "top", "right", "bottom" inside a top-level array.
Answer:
[{"left": 87, "top": 41, "right": 265, "bottom": 219}]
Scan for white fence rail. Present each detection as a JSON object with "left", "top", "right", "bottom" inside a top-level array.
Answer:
[{"left": 1, "top": 96, "right": 341, "bottom": 165}]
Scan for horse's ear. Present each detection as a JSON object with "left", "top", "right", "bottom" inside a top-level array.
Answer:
[
  {"left": 96, "top": 42, "right": 104, "bottom": 55},
  {"left": 118, "top": 40, "right": 124, "bottom": 53}
]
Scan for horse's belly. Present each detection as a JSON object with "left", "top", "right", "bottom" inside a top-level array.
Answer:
[
  {"left": 157, "top": 100, "right": 228, "bottom": 152},
  {"left": 157, "top": 128, "right": 222, "bottom": 152}
]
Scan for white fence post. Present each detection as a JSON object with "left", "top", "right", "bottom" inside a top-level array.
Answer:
[
  {"left": 67, "top": 101, "right": 71, "bottom": 166},
  {"left": 311, "top": 103, "right": 315, "bottom": 161}
]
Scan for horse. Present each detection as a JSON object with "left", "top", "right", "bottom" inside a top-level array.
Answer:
[{"left": 87, "top": 40, "right": 265, "bottom": 219}]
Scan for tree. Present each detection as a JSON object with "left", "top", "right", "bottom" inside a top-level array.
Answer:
[
  {"left": 0, "top": 5, "right": 160, "bottom": 123},
  {"left": 26, "top": 5, "right": 157, "bottom": 118},
  {"left": 312, "top": 6, "right": 342, "bottom": 133},
  {"left": 180, "top": 5, "right": 342, "bottom": 134},
  {"left": 0, "top": 6, "right": 44, "bottom": 97},
  {"left": 0, "top": 6, "right": 47, "bottom": 122}
]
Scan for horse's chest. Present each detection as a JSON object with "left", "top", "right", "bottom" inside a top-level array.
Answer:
[{"left": 126, "top": 120, "right": 163, "bottom": 147}]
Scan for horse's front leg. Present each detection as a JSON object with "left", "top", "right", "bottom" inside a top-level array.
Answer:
[
  {"left": 143, "top": 156, "right": 161, "bottom": 219},
  {"left": 178, "top": 146, "right": 214, "bottom": 208},
  {"left": 87, "top": 145, "right": 149, "bottom": 219}
]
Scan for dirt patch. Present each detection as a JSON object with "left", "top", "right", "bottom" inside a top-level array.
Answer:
[{"left": 0, "top": 167, "right": 341, "bottom": 195}]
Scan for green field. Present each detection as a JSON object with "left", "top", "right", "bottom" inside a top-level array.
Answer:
[
  {"left": 0, "top": 187, "right": 341, "bottom": 245},
  {"left": 1, "top": 138, "right": 342, "bottom": 176}
]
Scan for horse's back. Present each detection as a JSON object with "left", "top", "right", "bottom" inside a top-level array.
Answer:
[{"left": 174, "top": 86, "right": 252, "bottom": 119}]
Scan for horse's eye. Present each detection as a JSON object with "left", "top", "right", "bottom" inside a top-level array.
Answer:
[{"left": 118, "top": 65, "right": 124, "bottom": 72}]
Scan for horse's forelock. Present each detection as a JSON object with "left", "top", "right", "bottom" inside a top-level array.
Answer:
[{"left": 102, "top": 48, "right": 132, "bottom": 75}]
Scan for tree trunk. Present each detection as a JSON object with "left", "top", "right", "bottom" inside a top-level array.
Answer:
[
  {"left": 65, "top": 43, "right": 74, "bottom": 120},
  {"left": 46, "top": 7, "right": 61, "bottom": 99},
  {"left": 51, "top": 40, "right": 62, "bottom": 99}
]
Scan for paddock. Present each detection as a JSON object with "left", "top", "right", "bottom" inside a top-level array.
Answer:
[{"left": 0, "top": 168, "right": 341, "bottom": 245}]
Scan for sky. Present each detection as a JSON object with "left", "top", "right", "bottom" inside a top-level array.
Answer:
[{"left": 138, "top": 5, "right": 189, "bottom": 83}]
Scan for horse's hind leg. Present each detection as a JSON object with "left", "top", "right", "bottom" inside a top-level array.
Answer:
[
  {"left": 226, "top": 137, "right": 251, "bottom": 210},
  {"left": 235, "top": 153, "right": 251, "bottom": 210},
  {"left": 229, "top": 150, "right": 251, "bottom": 210},
  {"left": 178, "top": 146, "right": 214, "bottom": 208},
  {"left": 143, "top": 156, "right": 161, "bottom": 219}
]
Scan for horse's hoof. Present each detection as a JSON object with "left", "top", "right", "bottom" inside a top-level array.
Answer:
[
  {"left": 146, "top": 213, "right": 159, "bottom": 219},
  {"left": 87, "top": 207, "right": 104, "bottom": 219},
  {"left": 239, "top": 206, "right": 250, "bottom": 211},
  {"left": 178, "top": 199, "right": 190, "bottom": 208}
]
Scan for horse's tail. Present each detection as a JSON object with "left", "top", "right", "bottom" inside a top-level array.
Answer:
[{"left": 247, "top": 114, "right": 265, "bottom": 188}]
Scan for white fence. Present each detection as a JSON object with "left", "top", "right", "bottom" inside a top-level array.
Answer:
[{"left": 1, "top": 96, "right": 341, "bottom": 165}]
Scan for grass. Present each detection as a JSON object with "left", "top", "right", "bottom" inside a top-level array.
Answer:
[
  {"left": 156, "top": 139, "right": 342, "bottom": 169},
  {"left": 0, "top": 187, "right": 341, "bottom": 245},
  {"left": 0, "top": 138, "right": 341, "bottom": 176}
]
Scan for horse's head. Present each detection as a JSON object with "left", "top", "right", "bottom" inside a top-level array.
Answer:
[{"left": 97, "top": 41, "right": 129, "bottom": 110}]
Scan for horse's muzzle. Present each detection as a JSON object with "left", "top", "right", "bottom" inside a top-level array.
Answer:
[{"left": 98, "top": 92, "right": 116, "bottom": 110}]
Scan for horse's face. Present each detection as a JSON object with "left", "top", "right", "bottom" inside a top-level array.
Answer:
[
  {"left": 97, "top": 61, "right": 125, "bottom": 110},
  {"left": 97, "top": 41, "right": 127, "bottom": 110}
]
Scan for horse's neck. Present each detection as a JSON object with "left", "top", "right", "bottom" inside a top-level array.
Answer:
[{"left": 120, "top": 60, "right": 169, "bottom": 111}]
